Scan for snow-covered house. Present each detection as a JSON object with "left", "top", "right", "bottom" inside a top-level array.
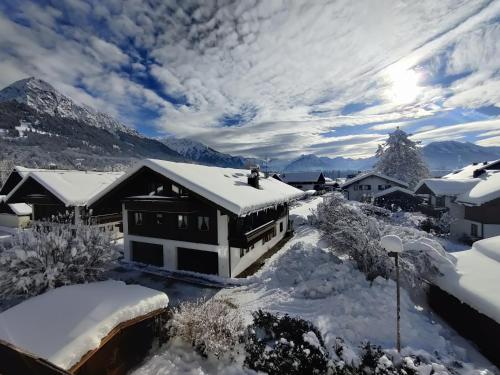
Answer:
[
  {"left": 0, "top": 166, "right": 40, "bottom": 195},
  {"left": 430, "top": 236, "right": 500, "bottom": 367},
  {"left": 372, "top": 186, "right": 421, "bottom": 211},
  {"left": 452, "top": 172, "right": 500, "bottom": 242},
  {"left": 88, "top": 159, "right": 304, "bottom": 277},
  {"left": 0, "top": 198, "right": 32, "bottom": 228},
  {"left": 341, "top": 171, "right": 408, "bottom": 201},
  {"left": 413, "top": 178, "right": 479, "bottom": 219},
  {"left": 5, "top": 169, "right": 124, "bottom": 233},
  {"left": 0, "top": 280, "right": 168, "bottom": 374},
  {"left": 443, "top": 159, "right": 500, "bottom": 180},
  {"left": 277, "top": 171, "right": 326, "bottom": 191}
]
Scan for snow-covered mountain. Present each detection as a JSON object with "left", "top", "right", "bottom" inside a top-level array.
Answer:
[
  {"left": 283, "top": 154, "right": 376, "bottom": 172},
  {"left": 161, "top": 137, "right": 248, "bottom": 168},
  {"left": 0, "top": 77, "right": 138, "bottom": 136},
  {"left": 421, "top": 141, "right": 500, "bottom": 170}
]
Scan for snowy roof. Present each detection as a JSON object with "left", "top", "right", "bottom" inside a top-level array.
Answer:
[
  {"left": 373, "top": 186, "right": 414, "bottom": 198},
  {"left": 279, "top": 171, "right": 324, "bottom": 183},
  {"left": 456, "top": 172, "right": 500, "bottom": 206},
  {"left": 434, "top": 236, "right": 500, "bottom": 324},
  {"left": 8, "top": 203, "right": 32, "bottom": 216},
  {"left": 7, "top": 170, "right": 124, "bottom": 207},
  {"left": 341, "top": 172, "right": 408, "bottom": 189},
  {"left": 89, "top": 159, "right": 304, "bottom": 216},
  {"left": 443, "top": 160, "right": 500, "bottom": 180},
  {"left": 0, "top": 280, "right": 168, "bottom": 370},
  {"left": 414, "top": 178, "right": 480, "bottom": 196}
]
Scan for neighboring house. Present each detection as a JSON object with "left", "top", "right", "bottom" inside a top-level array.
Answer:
[
  {"left": 278, "top": 171, "right": 326, "bottom": 191},
  {"left": 88, "top": 159, "right": 303, "bottom": 277},
  {"left": 413, "top": 178, "right": 479, "bottom": 219},
  {"left": 341, "top": 172, "right": 408, "bottom": 201},
  {"left": 0, "top": 199, "right": 32, "bottom": 228},
  {"left": 373, "top": 186, "right": 422, "bottom": 211},
  {"left": 5, "top": 170, "right": 124, "bottom": 235},
  {"left": 453, "top": 172, "right": 500, "bottom": 242},
  {"left": 0, "top": 166, "right": 41, "bottom": 195},
  {"left": 443, "top": 159, "right": 500, "bottom": 180}
]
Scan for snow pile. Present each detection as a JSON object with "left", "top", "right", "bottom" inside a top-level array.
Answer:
[
  {"left": 457, "top": 172, "right": 500, "bottom": 205},
  {"left": 289, "top": 196, "right": 323, "bottom": 226},
  {"left": 90, "top": 159, "right": 304, "bottom": 215},
  {"left": 435, "top": 236, "right": 500, "bottom": 324},
  {"left": 0, "top": 280, "right": 168, "bottom": 370}
]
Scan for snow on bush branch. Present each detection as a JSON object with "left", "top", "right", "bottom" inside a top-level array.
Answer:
[
  {"left": 316, "top": 193, "right": 455, "bottom": 288},
  {"left": 0, "top": 222, "right": 118, "bottom": 298}
]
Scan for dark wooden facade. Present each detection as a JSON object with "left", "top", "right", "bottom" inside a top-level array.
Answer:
[
  {"left": 125, "top": 196, "right": 219, "bottom": 245},
  {"left": 6, "top": 176, "right": 70, "bottom": 221},
  {"left": 464, "top": 198, "right": 500, "bottom": 224},
  {"left": 0, "top": 170, "right": 23, "bottom": 195},
  {"left": 428, "top": 285, "right": 500, "bottom": 367},
  {"left": 374, "top": 190, "right": 422, "bottom": 211}
]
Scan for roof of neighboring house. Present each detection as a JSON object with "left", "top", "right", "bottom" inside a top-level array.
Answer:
[
  {"left": 443, "top": 159, "right": 500, "bottom": 180},
  {"left": 89, "top": 159, "right": 304, "bottom": 216},
  {"left": 457, "top": 172, "right": 500, "bottom": 206},
  {"left": 373, "top": 186, "right": 415, "bottom": 199},
  {"left": 0, "top": 280, "right": 168, "bottom": 370},
  {"left": 7, "top": 170, "right": 124, "bottom": 207},
  {"left": 414, "top": 178, "right": 480, "bottom": 197},
  {"left": 279, "top": 171, "right": 325, "bottom": 183},
  {"left": 434, "top": 236, "right": 500, "bottom": 324},
  {"left": 8, "top": 203, "right": 32, "bottom": 216},
  {"left": 341, "top": 172, "right": 408, "bottom": 189}
]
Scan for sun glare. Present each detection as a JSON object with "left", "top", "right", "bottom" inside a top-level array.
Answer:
[{"left": 386, "top": 68, "right": 421, "bottom": 104}]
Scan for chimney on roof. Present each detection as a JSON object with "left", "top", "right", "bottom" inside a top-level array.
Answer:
[{"left": 247, "top": 165, "right": 260, "bottom": 189}]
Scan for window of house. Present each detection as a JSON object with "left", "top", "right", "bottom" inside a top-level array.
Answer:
[
  {"left": 385, "top": 184, "right": 391, "bottom": 189},
  {"left": 354, "top": 185, "right": 359, "bottom": 191},
  {"left": 171, "top": 184, "right": 182, "bottom": 195},
  {"left": 240, "top": 248, "right": 244, "bottom": 257},
  {"left": 100, "top": 226, "right": 105, "bottom": 233},
  {"left": 198, "top": 216, "right": 210, "bottom": 231},
  {"left": 177, "top": 214, "right": 188, "bottom": 229},
  {"left": 280, "top": 222, "right": 284, "bottom": 232},
  {"left": 156, "top": 213, "right": 164, "bottom": 225},
  {"left": 108, "top": 225, "right": 113, "bottom": 232},
  {"left": 134, "top": 212, "right": 143, "bottom": 225},
  {"left": 471, "top": 223, "right": 478, "bottom": 237},
  {"left": 435, "top": 196, "right": 445, "bottom": 207},
  {"left": 365, "top": 185, "right": 371, "bottom": 190},
  {"left": 378, "top": 185, "right": 384, "bottom": 190}
]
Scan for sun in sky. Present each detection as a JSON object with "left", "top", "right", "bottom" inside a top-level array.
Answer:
[{"left": 386, "top": 67, "right": 422, "bottom": 104}]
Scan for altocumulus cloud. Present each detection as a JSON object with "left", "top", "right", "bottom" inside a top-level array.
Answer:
[{"left": 0, "top": 0, "right": 499, "bottom": 159}]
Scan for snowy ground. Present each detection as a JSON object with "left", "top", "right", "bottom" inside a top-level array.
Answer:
[{"left": 134, "top": 196, "right": 497, "bottom": 374}]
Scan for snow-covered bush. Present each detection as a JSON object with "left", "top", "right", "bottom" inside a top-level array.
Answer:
[
  {"left": 167, "top": 298, "right": 244, "bottom": 359},
  {"left": 244, "top": 310, "right": 330, "bottom": 374},
  {"left": 0, "top": 223, "right": 118, "bottom": 298},
  {"left": 316, "top": 193, "right": 452, "bottom": 288}
]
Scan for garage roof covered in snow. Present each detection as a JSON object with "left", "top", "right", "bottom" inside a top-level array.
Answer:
[
  {"left": 372, "top": 186, "right": 414, "bottom": 198},
  {"left": 7, "top": 203, "right": 32, "bottom": 216},
  {"left": 279, "top": 171, "right": 325, "bottom": 183},
  {"left": 341, "top": 172, "right": 408, "bottom": 189},
  {"left": 89, "top": 159, "right": 304, "bottom": 216},
  {"left": 6, "top": 170, "right": 124, "bottom": 207},
  {"left": 0, "top": 280, "right": 168, "bottom": 370}
]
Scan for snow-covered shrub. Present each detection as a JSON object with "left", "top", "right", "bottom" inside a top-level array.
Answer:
[
  {"left": 0, "top": 223, "right": 118, "bottom": 298},
  {"left": 244, "top": 310, "right": 330, "bottom": 375},
  {"left": 316, "top": 194, "right": 452, "bottom": 288},
  {"left": 167, "top": 297, "right": 244, "bottom": 359}
]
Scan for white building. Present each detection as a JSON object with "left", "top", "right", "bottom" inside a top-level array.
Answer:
[
  {"left": 88, "top": 159, "right": 304, "bottom": 277},
  {"left": 341, "top": 172, "right": 408, "bottom": 201},
  {"left": 0, "top": 197, "right": 32, "bottom": 228}
]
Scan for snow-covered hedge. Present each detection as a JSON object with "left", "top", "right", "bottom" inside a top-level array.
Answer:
[
  {"left": 0, "top": 223, "right": 118, "bottom": 298},
  {"left": 167, "top": 298, "right": 244, "bottom": 359},
  {"left": 316, "top": 193, "right": 454, "bottom": 288}
]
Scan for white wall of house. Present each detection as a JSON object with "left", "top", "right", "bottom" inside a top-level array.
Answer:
[
  {"left": 450, "top": 218, "right": 500, "bottom": 241},
  {"left": 0, "top": 213, "right": 30, "bottom": 228},
  {"left": 345, "top": 176, "right": 405, "bottom": 201},
  {"left": 229, "top": 215, "right": 288, "bottom": 277}
]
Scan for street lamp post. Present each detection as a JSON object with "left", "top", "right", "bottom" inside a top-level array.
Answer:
[{"left": 381, "top": 235, "right": 404, "bottom": 353}]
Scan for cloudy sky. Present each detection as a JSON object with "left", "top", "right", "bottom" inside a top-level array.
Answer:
[{"left": 1, "top": 0, "right": 499, "bottom": 160}]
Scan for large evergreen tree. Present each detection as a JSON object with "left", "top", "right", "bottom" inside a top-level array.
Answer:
[{"left": 374, "top": 127, "right": 429, "bottom": 188}]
